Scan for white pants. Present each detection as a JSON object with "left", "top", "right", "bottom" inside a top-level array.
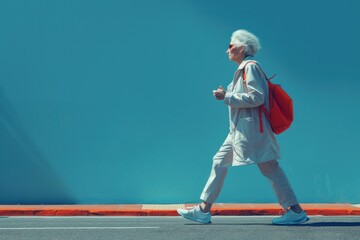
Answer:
[{"left": 200, "top": 139, "right": 299, "bottom": 210}]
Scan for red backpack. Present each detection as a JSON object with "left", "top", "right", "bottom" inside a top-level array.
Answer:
[{"left": 242, "top": 61, "right": 293, "bottom": 134}]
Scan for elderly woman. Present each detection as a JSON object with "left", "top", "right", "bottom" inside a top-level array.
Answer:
[{"left": 177, "top": 29, "right": 308, "bottom": 225}]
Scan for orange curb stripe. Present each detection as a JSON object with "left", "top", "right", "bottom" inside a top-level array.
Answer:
[{"left": 0, "top": 204, "right": 358, "bottom": 216}]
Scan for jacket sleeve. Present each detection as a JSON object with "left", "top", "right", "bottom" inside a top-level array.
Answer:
[{"left": 224, "top": 64, "right": 265, "bottom": 108}]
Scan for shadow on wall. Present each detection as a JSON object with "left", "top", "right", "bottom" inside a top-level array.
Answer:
[{"left": 0, "top": 89, "right": 75, "bottom": 204}]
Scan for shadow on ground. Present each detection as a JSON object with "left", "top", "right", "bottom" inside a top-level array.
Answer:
[{"left": 185, "top": 222, "right": 360, "bottom": 227}]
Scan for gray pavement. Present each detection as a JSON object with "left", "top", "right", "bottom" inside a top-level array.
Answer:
[{"left": 0, "top": 216, "right": 359, "bottom": 240}]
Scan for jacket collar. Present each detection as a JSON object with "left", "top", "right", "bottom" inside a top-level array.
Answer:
[{"left": 237, "top": 56, "right": 254, "bottom": 70}]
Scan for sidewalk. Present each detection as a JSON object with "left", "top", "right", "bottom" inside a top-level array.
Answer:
[{"left": 0, "top": 204, "right": 359, "bottom": 216}]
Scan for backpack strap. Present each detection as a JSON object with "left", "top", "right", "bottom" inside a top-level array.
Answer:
[
  {"left": 242, "top": 61, "right": 276, "bottom": 81},
  {"left": 242, "top": 61, "right": 273, "bottom": 133}
]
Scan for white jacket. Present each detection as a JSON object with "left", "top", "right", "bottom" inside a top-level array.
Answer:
[{"left": 224, "top": 57, "right": 281, "bottom": 166}]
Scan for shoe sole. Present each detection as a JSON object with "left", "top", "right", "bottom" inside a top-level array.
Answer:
[
  {"left": 272, "top": 217, "right": 310, "bottom": 225},
  {"left": 177, "top": 210, "right": 211, "bottom": 224}
]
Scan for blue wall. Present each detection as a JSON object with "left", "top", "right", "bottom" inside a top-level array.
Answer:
[{"left": 1, "top": 0, "right": 359, "bottom": 204}]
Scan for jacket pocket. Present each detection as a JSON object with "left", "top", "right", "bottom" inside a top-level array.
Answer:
[
  {"left": 236, "top": 117, "right": 261, "bottom": 142},
  {"left": 234, "top": 118, "right": 264, "bottom": 161}
]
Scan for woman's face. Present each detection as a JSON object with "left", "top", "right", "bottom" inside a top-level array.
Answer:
[{"left": 226, "top": 44, "right": 244, "bottom": 64}]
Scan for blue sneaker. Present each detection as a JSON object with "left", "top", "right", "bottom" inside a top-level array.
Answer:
[
  {"left": 272, "top": 209, "right": 309, "bottom": 225},
  {"left": 177, "top": 205, "right": 211, "bottom": 224}
]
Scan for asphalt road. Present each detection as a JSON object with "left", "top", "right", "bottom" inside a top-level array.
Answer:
[{"left": 0, "top": 216, "right": 359, "bottom": 240}]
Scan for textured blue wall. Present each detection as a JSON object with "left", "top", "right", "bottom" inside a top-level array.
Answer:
[{"left": 0, "top": 0, "right": 359, "bottom": 204}]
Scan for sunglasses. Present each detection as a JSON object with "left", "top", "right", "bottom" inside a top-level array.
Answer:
[{"left": 228, "top": 44, "right": 236, "bottom": 49}]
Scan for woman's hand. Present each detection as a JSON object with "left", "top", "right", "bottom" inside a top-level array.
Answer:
[{"left": 212, "top": 86, "right": 226, "bottom": 100}]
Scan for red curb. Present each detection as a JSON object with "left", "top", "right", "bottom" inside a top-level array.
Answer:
[
  {"left": 146, "top": 210, "right": 179, "bottom": 216},
  {"left": 0, "top": 204, "right": 358, "bottom": 216},
  {"left": 301, "top": 204, "right": 360, "bottom": 216},
  {"left": 212, "top": 203, "right": 283, "bottom": 216}
]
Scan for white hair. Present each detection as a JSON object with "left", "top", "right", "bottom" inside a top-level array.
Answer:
[{"left": 230, "top": 29, "right": 261, "bottom": 57}]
